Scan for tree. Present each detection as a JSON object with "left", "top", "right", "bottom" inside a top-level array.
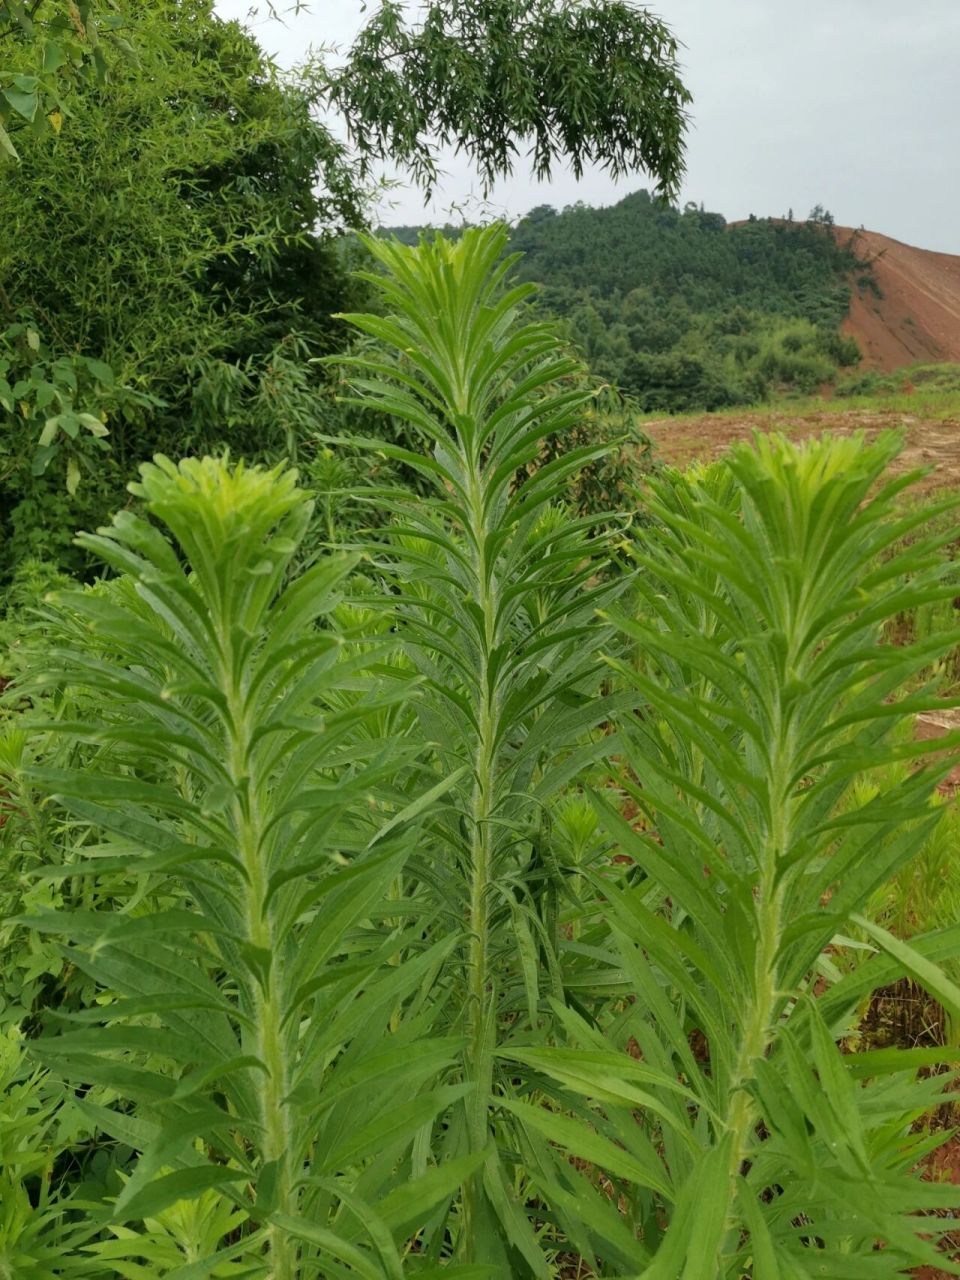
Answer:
[
  {"left": 0, "top": 0, "right": 363, "bottom": 569},
  {"left": 323, "top": 0, "right": 690, "bottom": 198},
  {"left": 808, "top": 203, "right": 836, "bottom": 228}
]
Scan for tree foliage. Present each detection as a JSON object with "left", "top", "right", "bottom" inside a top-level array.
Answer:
[
  {"left": 0, "top": 0, "right": 129, "bottom": 160},
  {"left": 0, "top": 0, "right": 364, "bottom": 572},
  {"left": 322, "top": 0, "right": 690, "bottom": 198}
]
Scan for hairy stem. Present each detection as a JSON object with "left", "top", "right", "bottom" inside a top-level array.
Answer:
[
  {"left": 719, "top": 696, "right": 795, "bottom": 1254},
  {"left": 225, "top": 666, "right": 297, "bottom": 1278},
  {"left": 460, "top": 464, "right": 502, "bottom": 1258}
]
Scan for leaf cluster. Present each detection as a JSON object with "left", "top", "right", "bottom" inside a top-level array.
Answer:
[{"left": 321, "top": 0, "right": 690, "bottom": 199}]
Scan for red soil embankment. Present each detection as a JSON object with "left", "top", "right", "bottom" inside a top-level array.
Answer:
[{"left": 838, "top": 227, "right": 960, "bottom": 372}]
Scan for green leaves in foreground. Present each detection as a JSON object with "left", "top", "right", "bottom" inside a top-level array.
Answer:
[
  {"left": 23, "top": 456, "right": 465, "bottom": 1279},
  {"left": 504, "top": 432, "right": 960, "bottom": 1277}
]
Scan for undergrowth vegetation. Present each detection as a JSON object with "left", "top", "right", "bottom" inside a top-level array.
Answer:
[
  {"left": 837, "top": 362, "right": 960, "bottom": 399},
  {"left": 2, "top": 229, "right": 960, "bottom": 1278}
]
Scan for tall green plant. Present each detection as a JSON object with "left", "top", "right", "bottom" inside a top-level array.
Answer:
[
  {"left": 334, "top": 226, "right": 627, "bottom": 1273},
  {"left": 23, "top": 456, "right": 469, "bottom": 1278},
  {"left": 502, "top": 434, "right": 960, "bottom": 1276}
]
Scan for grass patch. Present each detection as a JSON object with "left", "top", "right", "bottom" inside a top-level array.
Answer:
[{"left": 637, "top": 362, "right": 960, "bottom": 426}]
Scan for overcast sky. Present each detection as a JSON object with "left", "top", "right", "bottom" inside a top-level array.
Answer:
[{"left": 215, "top": 1, "right": 960, "bottom": 253}]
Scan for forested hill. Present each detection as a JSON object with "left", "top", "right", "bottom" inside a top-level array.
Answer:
[{"left": 383, "top": 190, "right": 868, "bottom": 411}]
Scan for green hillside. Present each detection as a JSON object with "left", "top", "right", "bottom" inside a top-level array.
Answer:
[{"left": 384, "top": 192, "right": 868, "bottom": 411}]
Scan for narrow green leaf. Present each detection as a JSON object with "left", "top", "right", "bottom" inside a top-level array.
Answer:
[
  {"left": 499, "top": 1097, "right": 673, "bottom": 1199},
  {"left": 376, "top": 1149, "right": 489, "bottom": 1240},
  {"left": 114, "top": 1165, "right": 248, "bottom": 1223},
  {"left": 851, "top": 914, "right": 960, "bottom": 1022}
]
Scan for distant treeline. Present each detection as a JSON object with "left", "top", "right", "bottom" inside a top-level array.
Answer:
[{"left": 383, "top": 192, "right": 868, "bottom": 412}]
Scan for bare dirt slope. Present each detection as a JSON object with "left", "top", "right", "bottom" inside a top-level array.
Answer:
[
  {"left": 839, "top": 227, "right": 960, "bottom": 371},
  {"left": 644, "top": 406, "right": 960, "bottom": 495}
]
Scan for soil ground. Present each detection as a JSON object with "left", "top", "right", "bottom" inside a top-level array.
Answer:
[
  {"left": 915, "top": 1134, "right": 960, "bottom": 1279},
  {"left": 643, "top": 405, "right": 960, "bottom": 497},
  {"left": 916, "top": 709, "right": 960, "bottom": 792},
  {"left": 725, "top": 223, "right": 960, "bottom": 372}
]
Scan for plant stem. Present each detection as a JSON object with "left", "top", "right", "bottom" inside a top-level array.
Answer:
[
  {"left": 225, "top": 669, "right": 297, "bottom": 1279},
  {"left": 460, "top": 464, "right": 502, "bottom": 1258},
  {"left": 718, "top": 701, "right": 794, "bottom": 1255}
]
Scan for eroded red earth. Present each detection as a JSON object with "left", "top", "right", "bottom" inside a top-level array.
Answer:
[{"left": 644, "top": 406, "right": 960, "bottom": 496}]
